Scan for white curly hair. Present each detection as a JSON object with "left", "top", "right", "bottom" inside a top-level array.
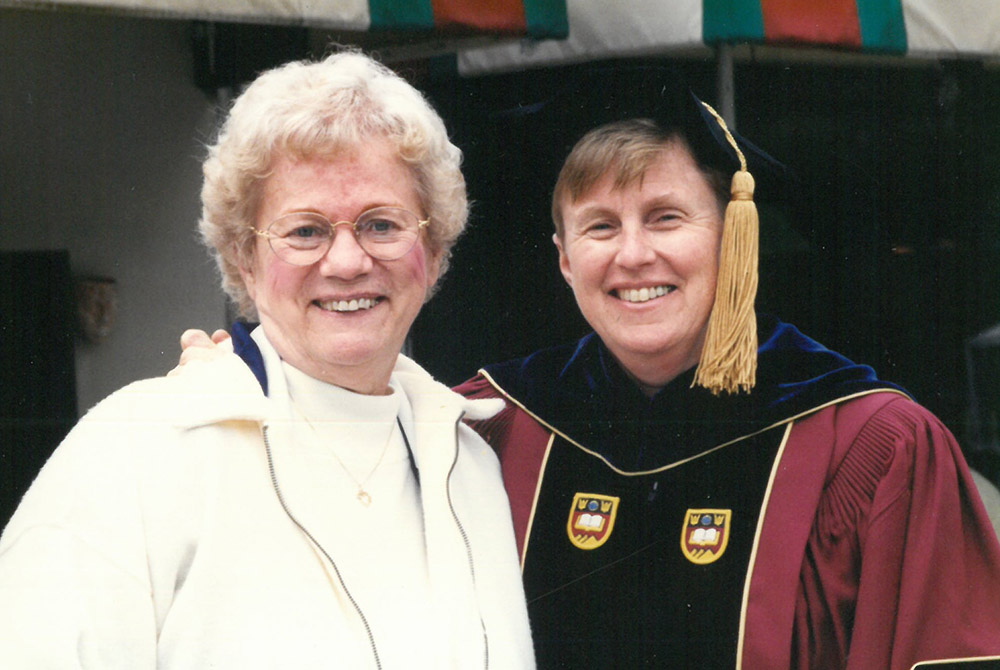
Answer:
[{"left": 199, "top": 50, "right": 468, "bottom": 318}]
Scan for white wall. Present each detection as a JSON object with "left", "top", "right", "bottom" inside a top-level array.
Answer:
[{"left": 1, "top": 7, "right": 228, "bottom": 412}]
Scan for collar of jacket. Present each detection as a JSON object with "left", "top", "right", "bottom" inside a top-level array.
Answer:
[{"left": 167, "top": 324, "right": 504, "bottom": 436}]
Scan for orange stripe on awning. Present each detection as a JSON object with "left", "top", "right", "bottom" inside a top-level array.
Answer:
[
  {"left": 759, "top": 0, "right": 862, "bottom": 47},
  {"left": 431, "top": 0, "right": 527, "bottom": 32}
]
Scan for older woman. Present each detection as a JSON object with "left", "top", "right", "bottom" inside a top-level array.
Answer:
[
  {"left": 456, "top": 115, "right": 1000, "bottom": 669},
  {"left": 0, "top": 52, "right": 533, "bottom": 669}
]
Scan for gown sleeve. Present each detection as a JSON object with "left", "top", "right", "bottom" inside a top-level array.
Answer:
[{"left": 793, "top": 395, "right": 1000, "bottom": 670}]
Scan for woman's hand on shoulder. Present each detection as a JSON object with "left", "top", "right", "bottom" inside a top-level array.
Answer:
[{"left": 168, "top": 328, "right": 232, "bottom": 375}]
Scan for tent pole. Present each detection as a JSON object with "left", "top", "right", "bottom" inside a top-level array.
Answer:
[{"left": 716, "top": 42, "right": 736, "bottom": 130}]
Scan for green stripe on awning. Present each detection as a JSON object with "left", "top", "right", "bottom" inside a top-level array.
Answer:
[
  {"left": 523, "top": 0, "right": 569, "bottom": 38},
  {"left": 703, "top": 0, "right": 765, "bottom": 44},
  {"left": 856, "top": 0, "right": 907, "bottom": 51},
  {"left": 368, "top": 0, "right": 434, "bottom": 29}
]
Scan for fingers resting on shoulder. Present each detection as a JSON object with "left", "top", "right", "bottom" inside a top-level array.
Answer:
[
  {"left": 180, "top": 328, "right": 231, "bottom": 350},
  {"left": 169, "top": 328, "right": 233, "bottom": 375}
]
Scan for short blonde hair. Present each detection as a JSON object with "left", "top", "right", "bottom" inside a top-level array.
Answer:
[
  {"left": 200, "top": 50, "right": 468, "bottom": 318},
  {"left": 551, "top": 119, "right": 728, "bottom": 239}
]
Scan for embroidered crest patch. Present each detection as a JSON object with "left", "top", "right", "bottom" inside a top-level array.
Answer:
[
  {"left": 681, "top": 509, "right": 732, "bottom": 565},
  {"left": 567, "top": 493, "right": 620, "bottom": 550}
]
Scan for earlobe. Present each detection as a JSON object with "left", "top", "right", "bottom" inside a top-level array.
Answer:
[
  {"left": 553, "top": 233, "right": 573, "bottom": 288},
  {"left": 239, "top": 268, "right": 257, "bottom": 302},
  {"left": 237, "top": 259, "right": 257, "bottom": 302},
  {"left": 426, "top": 251, "right": 443, "bottom": 288}
]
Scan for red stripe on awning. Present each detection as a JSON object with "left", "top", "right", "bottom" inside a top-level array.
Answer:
[
  {"left": 431, "top": 0, "right": 527, "bottom": 32},
  {"left": 759, "top": 0, "right": 862, "bottom": 48}
]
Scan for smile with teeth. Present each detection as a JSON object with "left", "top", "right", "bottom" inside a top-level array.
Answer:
[
  {"left": 315, "top": 297, "right": 383, "bottom": 312},
  {"left": 614, "top": 285, "right": 676, "bottom": 303}
]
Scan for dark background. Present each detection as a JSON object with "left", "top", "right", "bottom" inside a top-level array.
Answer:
[{"left": 1, "top": 251, "right": 78, "bottom": 524}]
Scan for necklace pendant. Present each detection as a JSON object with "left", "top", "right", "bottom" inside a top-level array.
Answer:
[{"left": 357, "top": 489, "right": 372, "bottom": 506}]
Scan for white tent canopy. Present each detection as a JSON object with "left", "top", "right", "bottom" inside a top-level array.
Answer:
[
  {"left": 1, "top": 0, "right": 569, "bottom": 36},
  {"left": 457, "top": 0, "right": 1000, "bottom": 75},
  {"left": 7, "top": 0, "right": 995, "bottom": 70},
  {"left": 2, "top": 0, "right": 377, "bottom": 29}
]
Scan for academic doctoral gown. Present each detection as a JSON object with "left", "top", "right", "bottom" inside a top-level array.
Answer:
[{"left": 455, "top": 316, "right": 1000, "bottom": 670}]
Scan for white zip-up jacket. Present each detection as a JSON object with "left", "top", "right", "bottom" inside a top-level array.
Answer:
[{"left": 0, "top": 342, "right": 534, "bottom": 669}]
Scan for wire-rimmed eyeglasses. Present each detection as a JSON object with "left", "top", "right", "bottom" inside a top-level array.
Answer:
[{"left": 250, "top": 207, "right": 430, "bottom": 265}]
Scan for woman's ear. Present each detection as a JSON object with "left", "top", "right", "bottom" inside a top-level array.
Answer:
[
  {"left": 426, "top": 250, "right": 443, "bottom": 289},
  {"left": 236, "top": 243, "right": 258, "bottom": 302},
  {"left": 553, "top": 233, "right": 573, "bottom": 288}
]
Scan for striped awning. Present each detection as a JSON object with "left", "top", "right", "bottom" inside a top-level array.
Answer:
[
  {"left": 458, "top": 0, "right": 1000, "bottom": 74},
  {"left": 1, "top": 0, "right": 568, "bottom": 37},
  {"left": 704, "top": 0, "right": 907, "bottom": 52}
]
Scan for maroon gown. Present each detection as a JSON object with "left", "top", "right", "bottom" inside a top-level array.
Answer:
[{"left": 455, "top": 318, "right": 1000, "bottom": 669}]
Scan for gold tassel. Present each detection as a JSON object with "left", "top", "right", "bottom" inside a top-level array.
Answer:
[{"left": 692, "top": 103, "right": 759, "bottom": 395}]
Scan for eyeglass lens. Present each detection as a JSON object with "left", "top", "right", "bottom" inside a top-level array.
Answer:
[{"left": 266, "top": 207, "right": 423, "bottom": 264}]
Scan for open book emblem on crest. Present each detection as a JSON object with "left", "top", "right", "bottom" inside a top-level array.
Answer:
[
  {"left": 567, "top": 493, "right": 620, "bottom": 550},
  {"left": 681, "top": 509, "right": 732, "bottom": 564}
]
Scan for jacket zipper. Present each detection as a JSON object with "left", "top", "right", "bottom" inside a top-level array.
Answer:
[
  {"left": 262, "top": 425, "right": 383, "bottom": 670},
  {"left": 447, "top": 413, "right": 490, "bottom": 670}
]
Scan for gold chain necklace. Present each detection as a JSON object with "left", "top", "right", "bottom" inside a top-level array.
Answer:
[{"left": 291, "top": 399, "right": 397, "bottom": 507}]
